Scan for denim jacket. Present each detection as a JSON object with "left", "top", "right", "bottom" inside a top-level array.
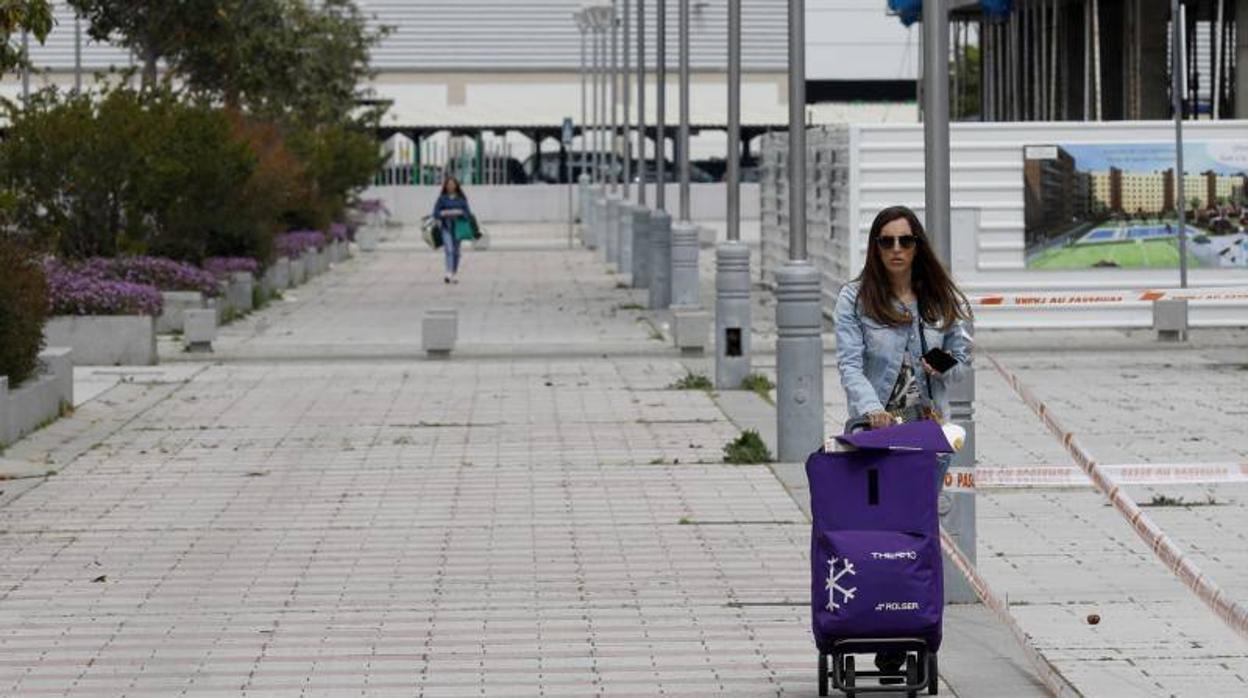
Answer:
[{"left": 833, "top": 281, "right": 972, "bottom": 421}]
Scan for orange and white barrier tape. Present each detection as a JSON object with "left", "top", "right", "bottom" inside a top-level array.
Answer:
[
  {"left": 977, "top": 462, "right": 1248, "bottom": 489},
  {"left": 986, "top": 353, "right": 1248, "bottom": 641},
  {"left": 940, "top": 527, "right": 1082, "bottom": 698},
  {"left": 970, "top": 286, "right": 1248, "bottom": 308}
]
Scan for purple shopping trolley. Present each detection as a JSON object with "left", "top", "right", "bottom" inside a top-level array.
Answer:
[{"left": 806, "top": 420, "right": 953, "bottom": 696}]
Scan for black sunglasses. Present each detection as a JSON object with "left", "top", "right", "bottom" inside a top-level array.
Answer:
[{"left": 875, "top": 234, "right": 918, "bottom": 250}]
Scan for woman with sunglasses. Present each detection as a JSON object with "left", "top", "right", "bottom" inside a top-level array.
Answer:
[
  {"left": 834, "top": 205, "right": 972, "bottom": 432},
  {"left": 833, "top": 205, "right": 972, "bottom": 680}
]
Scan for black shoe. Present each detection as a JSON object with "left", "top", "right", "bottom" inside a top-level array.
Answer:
[
  {"left": 444, "top": 275, "right": 451, "bottom": 284},
  {"left": 875, "top": 650, "right": 906, "bottom": 684}
]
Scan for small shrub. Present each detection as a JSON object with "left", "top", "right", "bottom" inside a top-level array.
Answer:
[
  {"left": 723, "top": 429, "right": 773, "bottom": 464},
  {"left": 276, "top": 230, "right": 326, "bottom": 258},
  {"left": 740, "top": 373, "right": 775, "bottom": 404},
  {"left": 203, "top": 257, "right": 261, "bottom": 278},
  {"left": 668, "top": 372, "right": 713, "bottom": 391},
  {"left": 44, "top": 259, "right": 163, "bottom": 316},
  {"left": 0, "top": 241, "right": 48, "bottom": 385},
  {"left": 79, "top": 256, "right": 220, "bottom": 296}
]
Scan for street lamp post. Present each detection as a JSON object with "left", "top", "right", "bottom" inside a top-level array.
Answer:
[
  {"left": 605, "top": 1, "right": 622, "bottom": 270},
  {"left": 715, "top": 0, "right": 751, "bottom": 389},
  {"left": 774, "top": 0, "right": 823, "bottom": 462},
  {"left": 576, "top": 10, "right": 592, "bottom": 243},
  {"left": 670, "top": 0, "right": 701, "bottom": 310},
  {"left": 630, "top": 0, "right": 653, "bottom": 290},
  {"left": 923, "top": 0, "right": 977, "bottom": 606},
  {"left": 648, "top": 0, "right": 673, "bottom": 310}
]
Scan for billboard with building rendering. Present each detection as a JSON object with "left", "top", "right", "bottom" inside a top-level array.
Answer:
[{"left": 1023, "top": 142, "right": 1248, "bottom": 270}]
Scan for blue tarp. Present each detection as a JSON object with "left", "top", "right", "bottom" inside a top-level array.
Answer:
[{"left": 887, "top": 0, "right": 1014, "bottom": 26}]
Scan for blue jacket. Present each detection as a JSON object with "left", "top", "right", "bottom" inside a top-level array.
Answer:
[
  {"left": 833, "top": 281, "right": 973, "bottom": 421},
  {"left": 432, "top": 194, "right": 471, "bottom": 233}
]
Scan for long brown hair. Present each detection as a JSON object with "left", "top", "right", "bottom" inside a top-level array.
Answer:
[
  {"left": 440, "top": 176, "right": 465, "bottom": 198},
  {"left": 855, "top": 205, "right": 971, "bottom": 330}
]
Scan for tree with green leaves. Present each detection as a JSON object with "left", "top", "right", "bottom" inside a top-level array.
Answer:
[
  {"left": 1, "top": 0, "right": 54, "bottom": 74},
  {"left": 66, "top": 0, "right": 227, "bottom": 89}
]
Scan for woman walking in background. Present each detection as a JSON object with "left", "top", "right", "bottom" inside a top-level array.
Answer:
[{"left": 432, "top": 176, "right": 473, "bottom": 284}]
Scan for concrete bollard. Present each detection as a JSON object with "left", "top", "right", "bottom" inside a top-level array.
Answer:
[
  {"left": 183, "top": 309, "right": 216, "bottom": 353},
  {"left": 714, "top": 241, "right": 752, "bottom": 389},
  {"left": 774, "top": 261, "right": 824, "bottom": 462},
  {"left": 648, "top": 211, "right": 673, "bottom": 310},
  {"left": 357, "top": 225, "right": 380, "bottom": 252},
  {"left": 673, "top": 308, "right": 711, "bottom": 355},
  {"left": 594, "top": 192, "right": 609, "bottom": 255},
  {"left": 228, "top": 272, "right": 254, "bottom": 313},
  {"left": 630, "top": 207, "right": 652, "bottom": 289},
  {"left": 605, "top": 195, "right": 621, "bottom": 270},
  {"left": 1153, "top": 298, "right": 1188, "bottom": 342},
  {"left": 422, "top": 308, "right": 458, "bottom": 358},
  {"left": 943, "top": 363, "right": 977, "bottom": 604},
  {"left": 577, "top": 173, "right": 591, "bottom": 229},
  {"left": 670, "top": 222, "right": 701, "bottom": 308},
  {"left": 617, "top": 201, "right": 635, "bottom": 284}
]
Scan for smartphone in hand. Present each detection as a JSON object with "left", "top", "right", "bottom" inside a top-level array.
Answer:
[{"left": 922, "top": 347, "right": 957, "bottom": 373}]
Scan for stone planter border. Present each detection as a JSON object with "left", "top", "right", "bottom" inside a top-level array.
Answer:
[
  {"left": 0, "top": 348, "right": 73, "bottom": 446},
  {"left": 157, "top": 291, "right": 206, "bottom": 334},
  {"left": 43, "top": 315, "right": 157, "bottom": 366}
]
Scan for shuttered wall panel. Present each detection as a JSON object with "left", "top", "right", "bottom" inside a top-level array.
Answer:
[
  {"left": 364, "top": 0, "right": 789, "bottom": 71},
  {"left": 26, "top": 1, "right": 789, "bottom": 72}
]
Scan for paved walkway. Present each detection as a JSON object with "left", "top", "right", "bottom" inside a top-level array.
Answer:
[{"left": 0, "top": 224, "right": 1244, "bottom": 696}]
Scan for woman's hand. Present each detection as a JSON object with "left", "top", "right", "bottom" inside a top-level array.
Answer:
[
  {"left": 867, "top": 411, "right": 893, "bottom": 429},
  {"left": 920, "top": 358, "right": 940, "bottom": 377}
]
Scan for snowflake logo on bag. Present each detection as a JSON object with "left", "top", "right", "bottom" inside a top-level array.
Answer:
[{"left": 825, "top": 557, "right": 857, "bottom": 611}]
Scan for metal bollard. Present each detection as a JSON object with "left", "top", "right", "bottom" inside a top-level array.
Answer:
[
  {"left": 648, "top": 210, "right": 672, "bottom": 310},
  {"left": 670, "top": 221, "right": 700, "bottom": 308},
  {"left": 630, "top": 207, "right": 651, "bottom": 289},
  {"left": 714, "top": 241, "right": 751, "bottom": 389},
  {"left": 593, "top": 191, "right": 608, "bottom": 254}
]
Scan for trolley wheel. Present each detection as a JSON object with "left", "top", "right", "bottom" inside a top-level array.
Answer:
[
  {"left": 845, "top": 655, "right": 857, "bottom": 696},
  {"left": 927, "top": 653, "right": 939, "bottom": 695},
  {"left": 906, "top": 654, "right": 919, "bottom": 698},
  {"left": 818, "top": 653, "right": 828, "bottom": 697}
]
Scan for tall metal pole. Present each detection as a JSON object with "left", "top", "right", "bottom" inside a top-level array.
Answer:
[
  {"left": 637, "top": 0, "right": 648, "bottom": 206},
  {"left": 611, "top": 1, "right": 620, "bottom": 192},
  {"left": 715, "top": 0, "right": 751, "bottom": 390},
  {"left": 656, "top": 0, "right": 668, "bottom": 211},
  {"left": 600, "top": 25, "right": 609, "bottom": 184},
  {"left": 623, "top": 0, "right": 632, "bottom": 198},
  {"left": 580, "top": 22, "right": 588, "bottom": 177},
  {"left": 774, "top": 0, "right": 823, "bottom": 463},
  {"left": 74, "top": 17, "right": 83, "bottom": 92},
  {"left": 589, "top": 25, "right": 599, "bottom": 186},
  {"left": 924, "top": 0, "right": 951, "bottom": 261},
  {"left": 670, "top": 0, "right": 700, "bottom": 307},
  {"left": 1172, "top": 0, "right": 1189, "bottom": 288},
  {"left": 788, "top": 0, "right": 806, "bottom": 261},
  {"left": 21, "top": 32, "right": 30, "bottom": 102},
  {"left": 727, "top": 0, "right": 741, "bottom": 243},
  {"left": 678, "top": 0, "right": 691, "bottom": 221}
]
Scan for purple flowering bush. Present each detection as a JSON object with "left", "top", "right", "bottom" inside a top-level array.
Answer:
[
  {"left": 77, "top": 256, "right": 220, "bottom": 297},
  {"left": 328, "top": 223, "right": 349, "bottom": 242},
  {"left": 44, "top": 259, "right": 164, "bottom": 316},
  {"left": 275, "top": 230, "right": 326, "bottom": 258},
  {"left": 203, "top": 256, "right": 261, "bottom": 278},
  {"left": 354, "top": 198, "right": 389, "bottom": 216}
]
